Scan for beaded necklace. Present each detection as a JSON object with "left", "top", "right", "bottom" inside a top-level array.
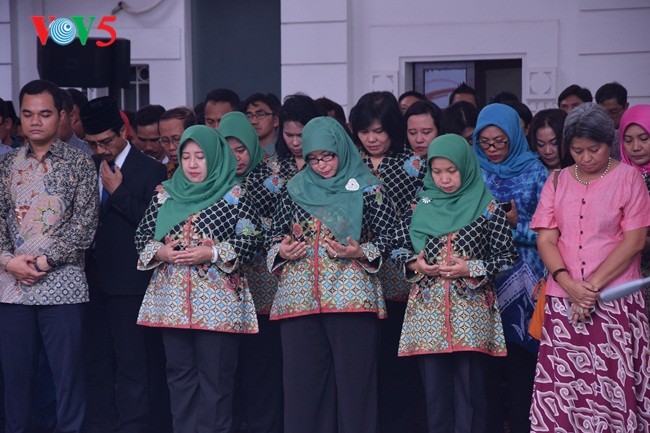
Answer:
[{"left": 574, "top": 157, "right": 612, "bottom": 185}]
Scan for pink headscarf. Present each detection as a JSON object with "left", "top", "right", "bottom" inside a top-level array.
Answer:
[{"left": 619, "top": 104, "right": 650, "bottom": 175}]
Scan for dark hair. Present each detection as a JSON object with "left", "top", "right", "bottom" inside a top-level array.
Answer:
[
  {"left": 528, "top": 108, "right": 573, "bottom": 167},
  {"left": 205, "top": 88, "right": 240, "bottom": 111},
  {"left": 563, "top": 102, "right": 614, "bottom": 148},
  {"left": 66, "top": 88, "right": 88, "bottom": 109},
  {"left": 60, "top": 89, "right": 74, "bottom": 114},
  {"left": 193, "top": 101, "right": 205, "bottom": 125},
  {"left": 242, "top": 93, "right": 281, "bottom": 115},
  {"left": 557, "top": 84, "right": 593, "bottom": 107},
  {"left": 448, "top": 82, "right": 479, "bottom": 107},
  {"left": 315, "top": 96, "right": 346, "bottom": 125},
  {"left": 3, "top": 100, "right": 17, "bottom": 122},
  {"left": 276, "top": 94, "right": 321, "bottom": 158},
  {"left": 160, "top": 106, "right": 197, "bottom": 130},
  {"left": 349, "top": 91, "right": 405, "bottom": 155},
  {"left": 490, "top": 91, "right": 519, "bottom": 104},
  {"left": 134, "top": 104, "right": 166, "bottom": 128},
  {"left": 404, "top": 99, "right": 444, "bottom": 135},
  {"left": 19, "top": 79, "right": 63, "bottom": 113},
  {"left": 595, "top": 81, "right": 627, "bottom": 107},
  {"left": 398, "top": 91, "right": 426, "bottom": 104},
  {"left": 442, "top": 101, "right": 478, "bottom": 135},
  {"left": 503, "top": 100, "right": 533, "bottom": 129},
  {"left": 0, "top": 97, "right": 6, "bottom": 120}
]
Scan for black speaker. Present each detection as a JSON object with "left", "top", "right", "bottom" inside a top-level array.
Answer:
[{"left": 37, "top": 37, "right": 131, "bottom": 88}]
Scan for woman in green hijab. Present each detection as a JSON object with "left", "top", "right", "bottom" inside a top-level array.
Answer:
[
  {"left": 266, "top": 116, "right": 398, "bottom": 433},
  {"left": 392, "top": 133, "right": 518, "bottom": 433},
  {"left": 134, "top": 125, "right": 262, "bottom": 433}
]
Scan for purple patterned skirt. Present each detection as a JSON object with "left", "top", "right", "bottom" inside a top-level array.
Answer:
[{"left": 530, "top": 292, "right": 650, "bottom": 432}]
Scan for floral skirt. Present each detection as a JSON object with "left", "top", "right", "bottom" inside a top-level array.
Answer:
[{"left": 530, "top": 293, "right": 650, "bottom": 432}]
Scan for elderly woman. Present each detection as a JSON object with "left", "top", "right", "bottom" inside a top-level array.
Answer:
[
  {"left": 528, "top": 108, "right": 574, "bottom": 172},
  {"left": 530, "top": 102, "right": 650, "bottom": 431},
  {"left": 473, "top": 103, "right": 548, "bottom": 433},
  {"left": 135, "top": 125, "right": 261, "bottom": 433},
  {"left": 266, "top": 116, "right": 397, "bottom": 433},
  {"left": 393, "top": 134, "right": 517, "bottom": 433}
]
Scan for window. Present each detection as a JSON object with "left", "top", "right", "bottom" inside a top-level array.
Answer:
[{"left": 111, "top": 64, "right": 150, "bottom": 111}]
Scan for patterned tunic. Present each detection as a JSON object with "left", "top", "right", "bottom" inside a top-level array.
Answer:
[
  {"left": 362, "top": 150, "right": 426, "bottom": 302},
  {"left": 393, "top": 201, "right": 517, "bottom": 357},
  {"left": 0, "top": 140, "right": 99, "bottom": 305},
  {"left": 135, "top": 184, "right": 262, "bottom": 333},
  {"left": 265, "top": 185, "right": 397, "bottom": 320},
  {"left": 241, "top": 155, "right": 300, "bottom": 314},
  {"left": 482, "top": 160, "right": 548, "bottom": 353}
]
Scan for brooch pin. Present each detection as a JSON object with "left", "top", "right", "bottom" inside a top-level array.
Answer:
[
  {"left": 422, "top": 197, "right": 431, "bottom": 204},
  {"left": 345, "top": 178, "right": 360, "bottom": 191}
]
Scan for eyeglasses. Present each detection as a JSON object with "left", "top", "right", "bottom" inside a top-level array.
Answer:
[
  {"left": 306, "top": 153, "right": 336, "bottom": 165},
  {"left": 477, "top": 138, "right": 508, "bottom": 150},
  {"left": 160, "top": 136, "right": 182, "bottom": 146},
  {"left": 87, "top": 133, "right": 118, "bottom": 149},
  {"left": 245, "top": 111, "right": 273, "bottom": 121}
]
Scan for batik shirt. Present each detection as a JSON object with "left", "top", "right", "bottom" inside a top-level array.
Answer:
[
  {"left": 393, "top": 200, "right": 517, "bottom": 357},
  {"left": 241, "top": 155, "right": 301, "bottom": 314},
  {"left": 135, "top": 184, "right": 262, "bottom": 333},
  {"left": 0, "top": 140, "right": 99, "bottom": 305},
  {"left": 482, "top": 160, "right": 548, "bottom": 353},
  {"left": 361, "top": 150, "right": 426, "bottom": 302},
  {"left": 265, "top": 185, "right": 397, "bottom": 320}
]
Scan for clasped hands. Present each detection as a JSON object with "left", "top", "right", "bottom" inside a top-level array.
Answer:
[
  {"left": 5, "top": 254, "right": 50, "bottom": 285},
  {"left": 408, "top": 252, "right": 470, "bottom": 279},
  {"left": 156, "top": 239, "right": 213, "bottom": 265},
  {"left": 559, "top": 277, "right": 599, "bottom": 324},
  {"left": 278, "top": 236, "right": 365, "bottom": 261}
]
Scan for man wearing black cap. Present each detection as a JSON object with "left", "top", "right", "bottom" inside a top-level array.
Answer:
[
  {"left": 0, "top": 79, "right": 98, "bottom": 433},
  {"left": 81, "top": 96, "right": 166, "bottom": 433}
]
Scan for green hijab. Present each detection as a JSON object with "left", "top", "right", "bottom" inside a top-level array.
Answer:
[
  {"left": 154, "top": 125, "right": 238, "bottom": 240},
  {"left": 287, "top": 116, "right": 380, "bottom": 244},
  {"left": 218, "top": 111, "right": 264, "bottom": 181},
  {"left": 409, "top": 134, "right": 494, "bottom": 252}
]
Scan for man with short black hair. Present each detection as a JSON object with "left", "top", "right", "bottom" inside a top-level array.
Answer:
[
  {"left": 243, "top": 92, "right": 281, "bottom": 155},
  {"left": 449, "top": 82, "right": 479, "bottom": 108},
  {"left": 595, "top": 81, "right": 629, "bottom": 129},
  {"left": 81, "top": 96, "right": 167, "bottom": 433},
  {"left": 133, "top": 104, "right": 166, "bottom": 161},
  {"left": 66, "top": 88, "right": 89, "bottom": 139},
  {"left": 158, "top": 106, "right": 197, "bottom": 178},
  {"left": 0, "top": 98, "right": 14, "bottom": 154},
  {"left": 397, "top": 90, "right": 426, "bottom": 114},
  {"left": 204, "top": 88, "right": 240, "bottom": 129},
  {"left": 0, "top": 79, "right": 99, "bottom": 433},
  {"left": 59, "top": 89, "right": 92, "bottom": 156},
  {"left": 557, "top": 84, "right": 593, "bottom": 113}
]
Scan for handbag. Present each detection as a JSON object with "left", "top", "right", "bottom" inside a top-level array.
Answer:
[
  {"left": 528, "top": 277, "right": 546, "bottom": 340},
  {"left": 528, "top": 169, "right": 560, "bottom": 340}
]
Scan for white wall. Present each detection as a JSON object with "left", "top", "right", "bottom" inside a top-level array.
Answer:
[
  {"left": 282, "top": 0, "right": 650, "bottom": 111},
  {"left": 4, "top": 0, "right": 192, "bottom": 107}
]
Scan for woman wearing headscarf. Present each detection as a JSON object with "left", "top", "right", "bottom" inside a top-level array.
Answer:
[
  {"left": 473, "top": 103, "right": 548, "bottom": 433},
  {"left": 393, "top": 134, "right": 517, "bottom": 433},
  {"left": 219, "top": 111, "right": 283, "bottom": 433},
  {"left": 530, "top": 102, "right": 650, "bottom": 431},
  {"left": 619, "top": 104, "right": 650, "bottom": 309},
  {"left": 266, "top": 116, "right": 397, "bottom": 433},
  {"left": 135, "top": 125, "right": 262, "bottom": 433}
]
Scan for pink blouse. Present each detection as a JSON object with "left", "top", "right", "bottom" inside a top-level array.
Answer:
[{"left": 531, "top": 163, "right": 650, "bottom": 298}]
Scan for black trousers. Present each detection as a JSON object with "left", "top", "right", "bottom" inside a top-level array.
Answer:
[
  {"left": 162, "top": 328, "right": 239, "bottom": 433},
  {"left": 281, "top": 313, "right": 379, "bottom": 433},
  {"left": 485, "top": 343, "right": 537, "bottom": 433},
  {"left": 0, "top": 303, "right": 85, "bottom": 433},
  {"left": 237, "top": 314, "right": 283, "bottom": 433},
  {"left": 419, "top": 352, "right": 491, "bottom": 433},
  {"left": 83, "top": 289, "right": 149, "bottom": 433},
  {"left": 378, "top": 301, "right": 427, "bottom": 433}
]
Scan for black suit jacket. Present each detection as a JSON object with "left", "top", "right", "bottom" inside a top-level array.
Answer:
[{"left": 87, "top": 146, "right": 167, "bottom": 296}]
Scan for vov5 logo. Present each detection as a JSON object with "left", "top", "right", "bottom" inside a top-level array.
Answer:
[{"left": 31, "top": 16, "right": 117, "bottom": 47}]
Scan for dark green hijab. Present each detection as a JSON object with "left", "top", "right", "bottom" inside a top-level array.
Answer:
[
  {"left": 154, "top": 125, "right": 238, "bottom": 240},
  {"left": 218, "top": 111, "right": 264, "bottom": 181},
  {"left": 409, "top": 134, "right": 494, "bottom": 252},
  {"left": 287, "top": 116, "right": 380, "bottom": 244}
]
